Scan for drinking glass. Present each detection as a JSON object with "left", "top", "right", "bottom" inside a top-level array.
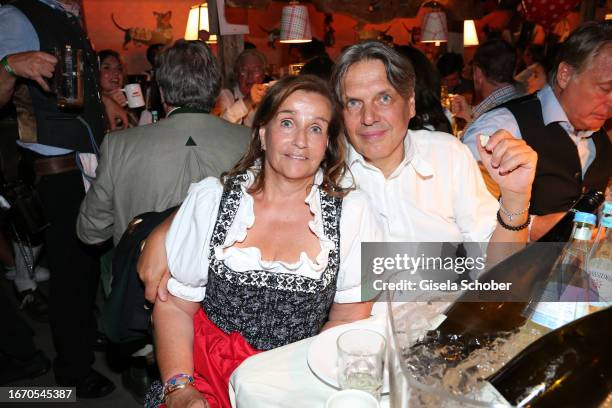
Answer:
[
  {"left": 54, "top": 45, "right": 84, "bottom": 109},
  {"left": 337, "top": 329, "right": 385, "bottom": 400}
]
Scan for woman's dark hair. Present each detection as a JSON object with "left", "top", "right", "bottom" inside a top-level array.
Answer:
[
  {"left": 396, "top": 46, "right": 451, "bottom": 133},
  {"left": 155, "top": 40, "right": 221, "bottom": 112},
  {"left": 222, "top": 75, "right": 349, "bottom": 198},
  {"left": 98, "top": 49, "right": 122, "bottom": 68}
]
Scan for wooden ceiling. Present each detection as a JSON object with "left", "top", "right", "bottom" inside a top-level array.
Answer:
[{"left": 226, "top": 0, "right": 485, "bottom": 23}]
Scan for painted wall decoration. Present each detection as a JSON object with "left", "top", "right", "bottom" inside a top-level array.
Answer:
[
  {"left": 111, "top": 11, "right": 174, "bottom": 49},
  {"left": 81, "top": 0, "right": 195, "bottom": 74},
  {"left": 79, "top": 0, "right": 514, "bottom": 76},
  {"left": 82, "top": 0, "right": 424, "bottom": 74}
]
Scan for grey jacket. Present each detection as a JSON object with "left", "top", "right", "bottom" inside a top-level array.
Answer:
[{"left": 77, "top": 112, "right": 250, "bottom": 245}]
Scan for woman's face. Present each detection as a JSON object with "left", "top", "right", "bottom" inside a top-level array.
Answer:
[
  {"left": 259, "top": 90, "right": 331, "bottom": 182},
  {"left": 99, "top": 56, "right": 123, "bottom": 93},
  {"left": 527, "top": 63, "right": 547, "bottom": 94}
]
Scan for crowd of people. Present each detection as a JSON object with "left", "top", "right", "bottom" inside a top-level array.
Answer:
[{"left": 0, "top": 0, "right": 610, "bottom": 407}]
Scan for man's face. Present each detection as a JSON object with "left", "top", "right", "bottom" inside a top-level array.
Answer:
[
  {"left": 556, "top": 44, "right": 612, "bottom": 131},
  {"left": 441, "top": 71, "right": 461, "bottom": 90},
  {"left": 236, "top": 55, "right": 265, "bottom": 97},
  {"left": 341, "top": 59, "right": 415, "bottom": 176}
]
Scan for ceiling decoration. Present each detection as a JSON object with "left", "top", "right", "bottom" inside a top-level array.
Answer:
[{"left": 226, "top": 0, "right": 483, "bottom": 23}]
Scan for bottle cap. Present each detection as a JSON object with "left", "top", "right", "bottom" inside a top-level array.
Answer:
[
  {"left": 602, "top": 217, "right": 612, "bottom": 228},
  {"left": 603, "top": 201, "right": 612, "bottom": 215},
  {"left": 574, "top": 211, "right": 596, "bottom": 225}
]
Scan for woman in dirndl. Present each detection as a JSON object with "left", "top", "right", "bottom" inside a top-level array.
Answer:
[{"left": 145, "top": 75, "right": 383, "bottom": 408}]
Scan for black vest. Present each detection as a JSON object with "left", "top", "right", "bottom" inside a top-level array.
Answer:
[
  {"left": 11, "top": 0, "right": 107, "bottom": 153},
  {"left": 503, "top": 95, "right": 611, "bottom": 215}
]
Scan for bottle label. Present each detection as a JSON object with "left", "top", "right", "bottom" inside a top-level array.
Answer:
[
  {"left": 573, "top": 226, "right": 592, "bottom": 241},
  {"left": 588, "top": 261, "right": 612, "bottom": 304},
  {"left": 530, "top": 302, "right": 589, "bottom": 330}
]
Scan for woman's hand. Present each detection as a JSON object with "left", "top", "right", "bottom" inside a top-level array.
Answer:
[
  {"left": 101, "top": 94, "right": 129, "bottom": 131},
  {"left": 106, "top": 88, "right": 128, "bottom": 107},
  {"left": 166, "top": 385, "right": 209, "bottom": 408}
]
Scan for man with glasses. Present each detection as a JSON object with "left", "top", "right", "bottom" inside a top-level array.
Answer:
[{"left": 217, "top": 49, "right": 268, "bottom": 127}]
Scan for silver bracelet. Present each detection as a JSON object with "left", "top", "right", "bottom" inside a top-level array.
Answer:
[{"left": 498, "top": 197, "right": 530, "bottom": 222}]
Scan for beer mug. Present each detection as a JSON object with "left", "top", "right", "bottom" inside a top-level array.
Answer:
[
  {"left": 54, "top": 45, "right": 84, "bottom": 109},
  {"left": 121, "top": 83, "right": 145, "bottom": 108}
]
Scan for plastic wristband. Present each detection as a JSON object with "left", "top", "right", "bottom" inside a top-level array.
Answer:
[
  {"left": 162, "top": 373, "right": 194, "bottom": 401},
  {"left": 1, "top": 56, "right": 16, "bottom": 77}
]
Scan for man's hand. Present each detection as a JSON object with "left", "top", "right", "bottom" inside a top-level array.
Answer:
[
  {"left": 477, "top": 130, "right": 537, "bottom": 200},
  {"left": 249, "top": 83, "right": 267, "bottom": 106},
  {"left": 137, "top": 219, "right": 172, "bottom": 303},
  {"left": 6, "top": 51, "right": 57, "bottom": 92},
  {"left": 450, "top": 94, "right": 473, "bottom": 122},
  {"left": 101, "top": 94, "right": 129, "bottom": 131},
  {"left": 165, "top": 385, "right": 209, "bottom": 408}
]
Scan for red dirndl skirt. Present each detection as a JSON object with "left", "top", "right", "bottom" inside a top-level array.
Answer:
[{"left": 159, "top": 309, "right": 261, "bottom": 408}]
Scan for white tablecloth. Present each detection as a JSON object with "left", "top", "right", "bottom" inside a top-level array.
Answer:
[{"left": 229, "top": 315, "right": 390, "bottom": 408}]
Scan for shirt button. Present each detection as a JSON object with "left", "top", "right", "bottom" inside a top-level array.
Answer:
[{"left": 574, "top": 171, "right": 581, "bottom": 179}]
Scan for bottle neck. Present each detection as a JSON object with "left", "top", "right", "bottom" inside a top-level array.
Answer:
[{"left": 571, "top": 222, "right": 594, "bottom": 241}]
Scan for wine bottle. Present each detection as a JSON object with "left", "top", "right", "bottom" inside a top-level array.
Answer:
[
  {"left": 588, "top": 208, "right": 612, "bottom": 308},
  {"left": 487, "top": 306, "right": 611, "bottom": 407},
  {"left": 435, "top": 191, "right": 605, "bottom": 338},
  {"left": 538, "top": 190, "right": 604, "bottom": 242}
]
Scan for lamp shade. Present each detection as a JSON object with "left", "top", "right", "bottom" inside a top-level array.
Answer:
[
  {"left": 279, "top": 3, "right": 312, "bottom": 43},
  {"left": 421, "top": 10, "right": 448, "bottom": 44},
  {"left": 185, "top": 3, "right": 217, "bottom": 43},
  {"left": 463, "top": 19, "right": 479, "bottom": 46}
]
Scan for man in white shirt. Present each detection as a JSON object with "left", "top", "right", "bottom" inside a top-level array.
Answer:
[
  {"left": 330, "top": 41, "right": 538, "bottom": 244},
  {"left": 463, "top": 22, "right": 612, "bottom": 240},
  {"left": 216, "top": 49, "right": 268, "bottom": 127},
  {"left": 137, "top": 42, "right": 539, "bottom": 306}
]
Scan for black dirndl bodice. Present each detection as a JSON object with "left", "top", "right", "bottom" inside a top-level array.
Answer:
[{"left": 202, "top": 173, "right": 343, "bottom": 350}]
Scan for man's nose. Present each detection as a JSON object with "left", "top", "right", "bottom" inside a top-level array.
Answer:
[{"left": 362, "top": 103, "right": 378, "bottom": 126}]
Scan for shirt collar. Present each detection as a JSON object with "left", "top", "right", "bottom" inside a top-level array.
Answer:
[
  {"left": 233, "top": 85, "right": 244, "bottom": 100},
  {"left": 538, "top": 85, "right": 570, "bottom": 126},
  {"left": 538, "top": 85, "right": 595, "bottom": 138},
  {"left": 347, "top": 129, "right": 434, "bottom": 178}
]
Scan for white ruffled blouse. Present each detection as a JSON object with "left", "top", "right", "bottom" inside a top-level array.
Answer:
[{"left": 166, "top": 171, "right": 384, "bottom": 304}]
